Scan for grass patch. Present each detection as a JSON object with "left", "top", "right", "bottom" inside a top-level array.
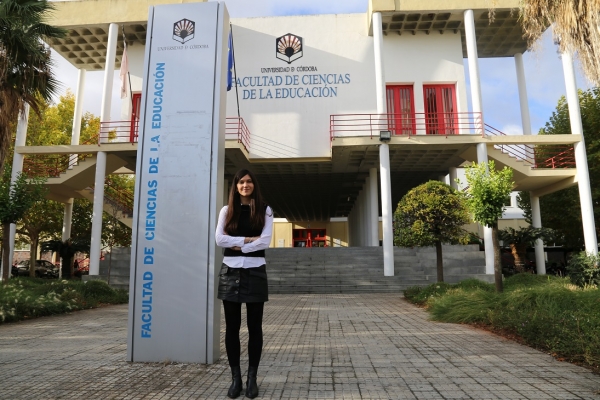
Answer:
[
  {"left": 404, "top": 274, "right": 600, "bottom": 372},
  {"left": 0, "top": 278, "right": 128, "bottom": 323}
]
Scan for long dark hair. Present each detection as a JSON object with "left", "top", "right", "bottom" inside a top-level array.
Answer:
[{"left": 224, "top": 169, "right": 267, "bottom": 234}]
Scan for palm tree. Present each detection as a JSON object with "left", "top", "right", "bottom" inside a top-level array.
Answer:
[
  {"left": 518, "top": 0, "right": 600, "bottom": 86},
  {"left": 0, "top": 0, "right": 66, "bottom": 172}
]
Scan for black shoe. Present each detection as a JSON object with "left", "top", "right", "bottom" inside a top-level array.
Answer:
[
  {"left": 245, "top": 366, "right": 258, "bottom": 399},
  {"left": 227, "top": 366, "right": 243, "bottom": 399}
]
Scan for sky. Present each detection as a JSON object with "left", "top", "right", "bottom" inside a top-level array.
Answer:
[{"left": 50, "top": 0, "right": 592, "bottom": 135}]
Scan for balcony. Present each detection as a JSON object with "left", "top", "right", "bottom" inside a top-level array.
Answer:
[
  {"left": 97, "top": 117, "right": 250, "bottom": 152},
  {"left": 330, "top": 112, "right": 484, "bottom": 140}
]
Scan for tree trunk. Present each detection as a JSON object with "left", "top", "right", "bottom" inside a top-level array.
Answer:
[
  {"left": 29, "top": 234, "right": 39, "bottom": 278},
  {"left": 62, "top": 255, "right": 72, "bottom": 279},
  {"left": 510, "top": 243, "right": 528, "bottom": 272},
  {"left": 492, "top": 225, "right": 503, "bottom": 292},
  {"left": 435, "top": 240, "right": 444, "bottom": 283},
  {"left": 1, "top": 223, "right": 10, "bottom": 282}
]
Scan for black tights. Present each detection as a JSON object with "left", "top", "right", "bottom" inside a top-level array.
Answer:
[{"left": 222, "top": 300, "right": 264, "bottom": 369}]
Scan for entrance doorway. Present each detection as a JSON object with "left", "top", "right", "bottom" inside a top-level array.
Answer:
[{"left": 293, "top": 229, "right": 327, "bottom": 247}]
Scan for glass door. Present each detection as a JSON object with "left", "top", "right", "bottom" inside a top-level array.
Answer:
[
  {"left": 386, "top": 85, "right": 415, "bottom": 135},
  {"left": 423, "top": 85, "right": 457, "bottom": 135}
]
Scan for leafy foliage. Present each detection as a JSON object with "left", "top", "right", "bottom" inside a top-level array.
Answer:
[
  {"left": 394, "top": 181, "right": 470, "bottom": 247},
  {"left": 0, "top": 278, "right": 128, "bottom": 323},
  {"left": 463, "top": 161, "right": 514, "bottom": 228},
  {"left": 0, "top": 0, "right": 66, "bottom": 171},
  {"left": 0, "top": 166, "right": 47, "bottom": 281},
  {"left": 537, "top": 88, "right": 600, "bottom": 249},
  {"left": 566, "top": 251, "right": 600, "bottom": 288},
  {"left": 405, "top": 275, "right": 600, "bottom": 370},
  {"left": 394, "top": 181, "right": 470, "bottom": 282},
  {"left": 498, "top": 226, "right": 556, "bottom": 246}
]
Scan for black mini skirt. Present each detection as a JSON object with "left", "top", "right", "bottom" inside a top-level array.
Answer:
[{"left": 217, "top": 264, "right": 269, "bottom": 303}]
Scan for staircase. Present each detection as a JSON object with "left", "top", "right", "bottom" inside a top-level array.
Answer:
[
  {"left": 266, "top": 245, "right": 493, "bottom": 294},
  {"left": 86, "top": 245, "right": 492, "bottom": 293}
]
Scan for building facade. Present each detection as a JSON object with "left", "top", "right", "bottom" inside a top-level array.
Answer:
[{"left": 8, "top": 0, "right": 597, "bottom": 278}]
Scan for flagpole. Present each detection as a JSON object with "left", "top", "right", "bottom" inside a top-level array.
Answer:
[
  {"left": 230, "top": 23, "right": 241, "bottom": 118},
  {"left": 121, "top": 25, "right": 132, "bottom": 108}
]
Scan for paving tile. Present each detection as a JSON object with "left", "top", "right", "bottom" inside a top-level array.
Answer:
[{"left": 0, "top": 294, "right": 599, "bottom": 399}]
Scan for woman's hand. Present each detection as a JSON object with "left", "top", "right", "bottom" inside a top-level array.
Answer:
[
  {"left": 231, "top": 246, "right": 242, "bottom": 251},
  {"left": 244, "top": 236, "right": 260, "bottom": 244}
]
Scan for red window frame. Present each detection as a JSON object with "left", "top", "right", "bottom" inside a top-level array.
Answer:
[
  {"left": 386, "top": 85, "right": 415, "bottom": 135},
  {"left": 130, "top": 93, "right": 142, "bottom": 142},
  {"left": 423, "top": 84, "right": 458, "bottom": 135}
]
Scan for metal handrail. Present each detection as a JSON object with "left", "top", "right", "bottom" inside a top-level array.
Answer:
[
  {"left": 226, "top": 117, "right": 251, "bottom": 152},
  {"left": 330, "top": 112, "right": 484, "bottom": 139},
  {"left": 484, "top": 124, "right": 575, "bottom": 169}
]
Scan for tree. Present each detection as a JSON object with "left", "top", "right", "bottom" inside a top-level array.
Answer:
[
  {"left": 0, "top": 167, "right": 46, "bottom": 281},
  {"left": 463, "top": 161, "right": 514, "bottom": 292},
  {"left": 393, "top": 181, "right": 470, "bottom": 283},
  {"left": 517, "top": 0, "right": 600, "bottom": 86},
  {"left": 17, "top": 198, "right": 63, "bottom": 277},
  {"left": 536, "top": 88, "right": 600, "bottom": 249},
  {"left": 498, "top": 226, "right": 555, "bottom": 272},
  {"left": 0, "top": 0, "right": 66, "bottom": 173}
]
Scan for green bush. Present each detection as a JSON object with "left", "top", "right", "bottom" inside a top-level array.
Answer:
[
  {"left": 405, "top": 275, "right": 600, "bottom": 370},
  {"left": 566, "top": 251, "right": 600, "bottom": 287},
  {"left": 0, "top": 278, "right": 128, "bottom": 323}
]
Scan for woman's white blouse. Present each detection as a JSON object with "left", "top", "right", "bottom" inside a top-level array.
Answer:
[{"left": 215, "top": 205, "right": 274, "bottom": 269}]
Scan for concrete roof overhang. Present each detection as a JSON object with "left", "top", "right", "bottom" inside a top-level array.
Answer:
[
  {"left": 368, "top": 0, "right": 529, "bottom": 58},
  {"left": 46, "top": 0, "right": 207, "bottom": 70},
  {"left": 17, "top": 134, "right": 578, "bottom": 222},
  {"left": 46, "top": 0, "right": 531, "bottom": 70}
]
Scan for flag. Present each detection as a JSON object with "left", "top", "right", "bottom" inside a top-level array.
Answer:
[
  {"left": 227, "top": 30, "right": 234, "bottom": 91},
  {"left": 120, "top": 46, "right": 129, "bottom": 99}
]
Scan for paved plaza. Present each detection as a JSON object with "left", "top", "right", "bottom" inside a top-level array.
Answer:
[{"left": 0, "top": 294, "right": 599, "bottom": 399}]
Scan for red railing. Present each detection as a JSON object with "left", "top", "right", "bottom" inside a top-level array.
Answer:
[
  {"left": 226, "top": 117, "right": 251, "bottom": 152},
  {"left": 484, "top": 124, "right": 575, "bottom": 169},
  {"left": 330, "top": 112, "right": 484, "bottom": 140},
  {"left": 98, "top": 118, "right": 250, "bottom": 151}
]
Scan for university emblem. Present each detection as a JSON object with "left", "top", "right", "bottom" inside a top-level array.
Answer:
[
  {"left": 173, "top": 19, "right": 195, "bottom": 44},
  {"left": 276, "top": 33, "right": 303, "bottom": 64}
]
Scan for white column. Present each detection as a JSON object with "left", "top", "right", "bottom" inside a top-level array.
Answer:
[
  {"left": 72, "top": 69, "right": 86, "bottom": 145},
  {"left": 5, "top": 105, "right": 30, "bottom": 277},
  {"left": 449, "top": 167, "right": 459, "bottom": 190},
  {"left": 515, "top": 53, "right": 547, "bottom": 271},
  {"left": 380, "top": 145, "right": 394, "bottom": 276},
  {"left": 89, "top": 151, "right": 107, "bottom": 275},
  {"left": 369, "top": 168, "right": 379, "bottom": 246},
  {"left": 357, "top": 189, "right": 364, "bottom": 246},
  {"left": 62, "top": 200, "right": 74, "bottom": 242},
  {"left": 373, "top": 12, "right": 387, "bottom": 115},
  {"left": 465, "top": 9, "right": 494, "bottom": 273},
  {"left": 530, "top": 195, "right": 546, "bottom": 274},
  {"left": 100, "top": 23, "right": 119, "bottom": 143},
  {"left": 514, "top": 53, "right": 532, "bottom": 135},
  {"left": 374, "top": 12, "right": 394, "bottom": 275},
  {"left": 89, "top": 23, "right": 118, "bottom": 275},
  {"left": 364, "top": 179, "right": 372, "bottom": 246},
  {"left": 561, "top": 51, "right": 598, "bottom": 255}
]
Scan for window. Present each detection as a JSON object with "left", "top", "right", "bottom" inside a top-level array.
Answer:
[
  {"left": 386, "top": 85, "right": 415, "bottom": 135},
  {"left": 423, "top": 85, "right": 458, "bottom": 135}
]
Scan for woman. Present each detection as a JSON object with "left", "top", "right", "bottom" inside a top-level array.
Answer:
[{"left": 215, "top": 169, "right": 273, "bottom": 399}]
